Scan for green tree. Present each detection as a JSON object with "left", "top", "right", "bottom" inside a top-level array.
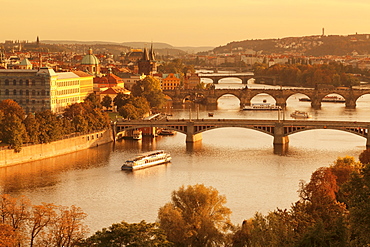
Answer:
[
  {"left": 80, "top": 221, "right": 173, "bottom": 246},
  {"left": 158, "top": 184, "right": 232, "bottom": 247},
  {"left": 113, "top": 93, "right": 131, "bottom": 110},
  {"left": 132, "top": 76, "right": 166, "bottom": 108},
  {"left": 101, "top": 95, "right": 112, "bottom": 110},
  {"left": 23, "top": 113, "right": 40, "bottom": 144}
]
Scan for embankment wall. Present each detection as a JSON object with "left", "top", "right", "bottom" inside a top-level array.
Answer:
[{"left": 0, "top": 129, "right": 113, "bottom": 167}]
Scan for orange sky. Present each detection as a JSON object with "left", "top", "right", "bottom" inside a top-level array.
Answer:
[{"left": 2, "top": 0, "right": 370, "bottom": 47}]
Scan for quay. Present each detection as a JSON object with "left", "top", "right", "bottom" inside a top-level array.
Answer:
[{"left": 114, "top": 119, "right": 370, "bottom": 154}]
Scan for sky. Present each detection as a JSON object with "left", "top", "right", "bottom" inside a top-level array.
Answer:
[{"left": 2, "top": 0, "right": 370, "bottom": 47}]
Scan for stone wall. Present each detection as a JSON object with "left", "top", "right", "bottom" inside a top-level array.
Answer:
[{"left": 0, "top": 129, "right": 113, "bottom": 167}]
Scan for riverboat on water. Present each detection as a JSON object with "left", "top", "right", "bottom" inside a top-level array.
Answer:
[
  {"left": 132, "top": 130, "right": 142, "bottom": 140},
  {"left": 121, "top": 150, "right": 172, "bottom": 171},
  {"left": 299, "top": 95, "right": 345, "bottom": 103},
  {"left": 158, "top": 129, "right": 176, "bottom": 136},
  {"left": 242, "top": 103, "right": 282, "bottom": 111},
  {"left": 290, "top": 110, "right": 311, "bottom": 119}
]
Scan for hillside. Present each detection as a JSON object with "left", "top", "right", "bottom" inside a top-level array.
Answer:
[{"left": 214, "top": 34, "right": 370, "bottom": 56}]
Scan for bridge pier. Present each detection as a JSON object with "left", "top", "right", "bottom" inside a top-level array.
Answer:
[
  {"left": 186, "top": 122, "right": 203, "bottom": 143},
  {"left": 345, "top": 100, "right": 356, "bottom": 109},
  {"left": 273, "top": 123, "right": 289, "bottom": 154}
]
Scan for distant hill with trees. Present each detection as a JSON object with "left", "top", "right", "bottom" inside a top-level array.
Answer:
[{"left": 214, "top": 33, "right": 370, "bottom": 56}]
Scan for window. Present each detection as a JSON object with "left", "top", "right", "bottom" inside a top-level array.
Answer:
[
  {"left": 5, "top": 89, "right": 9, "bottom": 95},
  {"left": 20, "top": 90, "right": 23, "bottom": 95},
  {"left": 13, "top": 89, "right": 17, "bottom": 95},
  {"left": 26, "top": 80, "right": 29, "bottom": 86},
  {"left": 32, "top": 80, "right": 36, "bottom": 86},
  {"left": 5, "top": 79, "right": 9, "bottom": 85},
  {"left": 13, "top": 79, "right": 16, "bottom": 85},
  {"left": 19, "top": 79, "right": 23, "bottom": 86}
]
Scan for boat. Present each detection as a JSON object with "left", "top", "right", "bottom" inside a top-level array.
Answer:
[
  {"left": 299, "top": 95, "right": 345, "bottom": 103},
  {"left": 158, "top": 128, "right": 176, "bottom": 135},
  {"left": 290, "top": 110, "right": 311, "bottom": 119},
  {"left": 121, "top": 150, "right": 172, "bottom": 171},
  {"left": 242, "top": 103, "right": 282, "bottom": 111},
  {"left": 132, "top": 130, "right": 142, "bottom": 140},
  {"left": 208, "top": 112, "right": 214, "bottom": 117}
]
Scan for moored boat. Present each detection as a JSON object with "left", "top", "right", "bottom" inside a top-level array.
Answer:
[
  {"left": 121, "top": 150, "right": 172, "bottom": 171},
  {"left": 290, "top": 110, "right": 311, "bottom": 119},
  {"left": 242, "top": 103, "right": 282, "bottom": 111},
  {"left": 158, "top": 129, "right": 176, "bottom": 135},
  {"left": 132, "top": 130, "right": 142, "bottom": 140}
]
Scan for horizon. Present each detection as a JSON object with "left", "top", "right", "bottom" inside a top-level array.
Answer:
[{"left": 1, "top": 0, "right": 370, "bottom": 47}]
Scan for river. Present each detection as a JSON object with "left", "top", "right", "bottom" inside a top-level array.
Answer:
[{"left": 1, "top": 79, "right": 370, "bottom": 235}]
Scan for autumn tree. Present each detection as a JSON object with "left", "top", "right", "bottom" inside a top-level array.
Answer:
[
  {"left": 158, "top": 184, "right": 232, "bottom": 247},
  {"left": 80, "top": 220, "right": 172, "bottom": 246},
  {"left": 113, "top": 92, "right": 131, "bottom": 110},
  {"left": 359, "top": 148, "right": 370, "bottom": 165},
  {"left": 341, "top": 162, "right": 370, "bottom": 246}
]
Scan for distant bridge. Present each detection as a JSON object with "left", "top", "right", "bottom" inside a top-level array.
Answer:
[
  {"left": 198, "top": 72, "right": 277, "bottom": 84},
  {"left": 163, "top": 88, "right": 370, "bottom": 109},
  {"left": 114, "top": 119, "right": 370, "bottom": 154}
]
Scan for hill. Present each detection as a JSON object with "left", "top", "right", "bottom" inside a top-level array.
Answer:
[{"left": 214, "top": 34, "right": 370, "bottom": 56}]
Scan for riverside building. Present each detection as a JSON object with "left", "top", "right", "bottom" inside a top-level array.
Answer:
[{"left": 0, "top": 67, "right": 93, "bottom": 113}]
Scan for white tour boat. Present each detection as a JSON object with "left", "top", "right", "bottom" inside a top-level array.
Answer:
[
  {"left": 121, "top": 150, "right": 172, "bottom": 171},
  {"left": 290, "top": 110, "right": 311, "bottom": 119},
  {"left": 242, "top": 103, "right": 282, "bottom": 111}
]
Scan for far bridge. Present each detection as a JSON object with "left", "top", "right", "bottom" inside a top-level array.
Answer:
[
  {"left": 114, "top": 119, "right": 370, "bottom": 154},
  {"left": 163, "top": 88, "right": 370, "bottom": 109}
]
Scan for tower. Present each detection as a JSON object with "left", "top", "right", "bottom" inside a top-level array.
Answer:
[{"left": 138, "top": 43, "right": 157, "bottom": 75}]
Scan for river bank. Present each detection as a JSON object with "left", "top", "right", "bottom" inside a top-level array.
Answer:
[{"left": 0, "top": 129, "right": 113, "bottom": 167}]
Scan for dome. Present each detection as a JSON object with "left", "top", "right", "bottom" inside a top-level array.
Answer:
[{"left": 81, "top": 48, "right": 100, "bottom": 65}]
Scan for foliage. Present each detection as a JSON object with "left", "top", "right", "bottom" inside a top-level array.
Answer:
[
  {"left": 253, "top": 61, "right": 360, "bottom": 87},
  {"left": 101, "top": 95, "right": 112, "bottom": 110},
  {"left": 131, "top": 76, "right": 166, "bottom": 108},
  {"left": 116, "top": 95, "right": 151, "bottom": 120},
  {"left": 80, "top": 220, "right": 173, "bottom": 246},
  {"left": 341, "top": 162, "right": 370, "bottom": 246},
  {"left": 113, "top": 92, "right": 131, "bottom": 110},
  {"left": 0, "top": 194, "right": 87, "bottom": 247},
  {"left": 232, "top": 156, "right": 361, "bottom": 247},
  {"left": 359, "top": 148, "right": 370, "bottom": 165},
  {"left": 158, "top": 184, "right": 233, "bottom": 247}
]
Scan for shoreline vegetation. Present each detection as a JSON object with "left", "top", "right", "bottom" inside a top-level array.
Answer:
[{"left": 2, "top": 152, "right": 370, "bottom": 246}]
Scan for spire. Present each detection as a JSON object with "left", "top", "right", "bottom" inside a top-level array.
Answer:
[
  {"left": 36, "top": 36, "right": 40, "bottom": 45},
  {"left": 142, "top": 47, "right": 149, "bottom": 61},
  {"left": 149, "top": 42, "right": 155, "bottom": 61}
]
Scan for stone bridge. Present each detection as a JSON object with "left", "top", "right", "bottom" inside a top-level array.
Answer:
[
  {"left": 198, "top": 73, "right": 277, "bottom": 84},
  {"left": 114, "top": 119, "right": 370, "bottom": 154},
  {"left": 163, "top": 88, "right": 370, "bottom": 109}
]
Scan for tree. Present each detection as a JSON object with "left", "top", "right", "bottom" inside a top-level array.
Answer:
[
  {"left": 113, "top": 92, "right": 131, "bottom": 110},
  {"left": 101, "top": 95, "right": 112, "bottom": 111},
  {"left": 118, "top": 104, "right": 141, "bottom": 120},
  {"left": 80, "top": 220, "right": 173, "bottom": 246},
  {"left": 0, "top": 224, "right": 17, "bottom": 247},
  {"left": 23, "top": 113, "right": 40, "bottom": 144},
  {"left": 158, "top": 184, "right": 232, "bottom": 247},
  {"left": 341, "top": 163, "right": 370, "bottom": 246},
  {"left": 132, "top": 76, "right": 166, "bottom": 108},
  {"left": 359, "top": 148, "right": 370, "bottom": 165},
  {"left": 84, "top": 93, "right": 101, "bottom": 109},
  {"left": 1, "top": 114, "right": 27, "bottom": 152}
]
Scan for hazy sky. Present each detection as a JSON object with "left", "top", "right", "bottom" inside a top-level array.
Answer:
[{"left": 2, "top": 0, "right": 370, "bottom": 47}]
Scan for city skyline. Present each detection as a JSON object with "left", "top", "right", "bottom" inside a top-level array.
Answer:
[{"left": 1, "top": 0, "right": 370, "bottom": 47}]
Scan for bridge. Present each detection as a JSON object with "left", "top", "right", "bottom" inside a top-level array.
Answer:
[
  {"left": 163, "top": 88, "right": 370, "bottom": 109},
  {"left": 113, "top": 119, "right": 370, "bottom": 154}
]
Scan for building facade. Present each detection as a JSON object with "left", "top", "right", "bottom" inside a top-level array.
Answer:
[{"left": 0, "top": 68, "right": 93, "bottom": 113}]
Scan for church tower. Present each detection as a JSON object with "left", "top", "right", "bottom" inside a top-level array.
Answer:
[{"left": 138, "top": 43, "right": 157, "bottom": 75}]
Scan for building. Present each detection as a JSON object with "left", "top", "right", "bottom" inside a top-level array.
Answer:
[
  {"left": 0, "top": 67, "right": 93, "bottom": 113},
  {"left": 184, "top": 73, "right": 201, "bottom": 89},
  {"left": 80, "top": 48, "right": 100, "bottom": 76},
  {"left": 93, "top": 68, "right": 125, "bottom": 91},
  {"left": 161, "top": 73, "right": 181, "bottom": 90},
  {"left": 138, "top": 44, "right": 157, "bottom": 75}
]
